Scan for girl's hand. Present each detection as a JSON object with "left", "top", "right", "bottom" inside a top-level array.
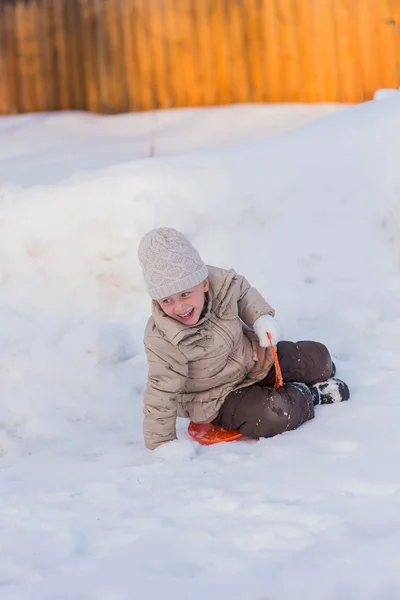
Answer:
[{"left": 253, "top": 314, "right": 280, "bottom": 348}]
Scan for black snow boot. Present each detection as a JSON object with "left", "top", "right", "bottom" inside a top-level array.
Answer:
[{"left": 309, "top": 378, "right": 350, "bottom": 406}]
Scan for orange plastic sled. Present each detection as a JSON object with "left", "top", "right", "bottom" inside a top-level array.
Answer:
[
  {"left": 188, "top": 421, "right": 243, "bottom": 445},
  {"left": 188, "top": 332, "right": 283, "bottom": 445}
]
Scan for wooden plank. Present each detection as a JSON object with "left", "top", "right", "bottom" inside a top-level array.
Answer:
[
  {"left": 210, "top": 0, "right": 231, "bottom": 105},
  {"left": 163, "top": 0, "right": 181, "bottom": 108},
  {"left": 147, "top": 0, "right": 171, "bottom": 109},
  {"left": 244, "top": 0, "right": 266, "bottom": 102},
  {"left": 169, "top": 0, "right": 200, "bottom": 108},
  {"left": 103, "top": 0, "right": 118, "bottom": 111},
  {"left": 79, "top": 0, "right": 100, "bottom": 112},
  {"left": 134, "top": 0, "right": 154, "bottom": 110},
  {"left": 120, "top": 0, "right": 141, "bottom": 111},
  {"left": 62, "top": 0, "right": 87, "bottom": 110},
  {"left": 351, "top": 0, "right": 374, "bottom": 101},
  {"left": 293, "top": 0, "right": 316, "bottom": 102},
  {"left": 91, "top": 0, "right": 112, "bottom": 112},
  {"left": 334, "top": 0, "right": 360, "bottom": 102},
  {"left": 312, "top": 0, "right": 339, "bottom": 102},
  {"left": 105, "top": 0, "right": 129, "bottom": 112},
  {"left": 363, "top": 0, "right": 382, "bottom": 98},
  {"left": 51, "top": 0, "right": 72, "bottom": 109},
  {"left": 260, "top": 0, "right": 282, "bottom": 102},
  {"left": 186, "top": 0, "right": 202, "bottom": 107},
  {"left": 25, "top": 0, "right": 46, "bottom": 112},
  {"left": 386, "top": 0, "right": 400, "bottom": 89},
  {"left": 226, "top": 0, "right": 250, "bottom": 103},
  {"left": 347, "top": 0, "right": 366, "bottom": 102},
  {"left": 192, "top": 0, "right": 216, "bottom": 106},
  {"left": 14, "top": 0, "right": 32, "bottom": 112},
  {"left": 379, "top": 0, "right": 398, "bottom": 88},
  {"left": 352, "top": 0, "right": 366, "bottom": 102},
  {"left": 37, "top": 0, "right": 56, "bottom": 111},
  {"left": 2, "top": 2, "right": 19, "bottom": 113},
  {"left": 369, "top": 0, "right": 396, "bottom": 92},
  {"left": 15, "top": 0, "right": 44, "bottom": 113},
  {"left": 389, "top": 0, "right": 400, "bottom": 88},
  {"left": 333, "top": 0, "right": 353, "bottom": 102},
  {"left": 276, "top": 0, "right": 301, "bottom": 101},
  {"left": 0, "top": 0, "right": 9, "bottom": 114},
  {"left": 90, "top": 0, "right": 127, "bottom": 113}
]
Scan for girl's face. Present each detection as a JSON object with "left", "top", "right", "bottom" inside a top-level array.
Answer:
[{"left": 158, "top": 279, "right": 209, "bottom": 326}]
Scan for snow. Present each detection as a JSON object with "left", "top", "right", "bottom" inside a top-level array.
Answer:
[
  {"left": 1, "top": 98, "right": 400, "bottom": 599},
  {"left": 0, "top": 103, "right": 343, "bottom": 186},
  {"left": 373, "top": 88, "right": 399, "bottom": 101}
]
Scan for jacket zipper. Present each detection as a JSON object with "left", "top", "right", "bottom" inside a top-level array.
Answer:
[
  {"left": 208, "top": 314, "right": 234, "bottom": 347},
  {"left": 209, "top": 314, "right": 247, "bottom": 376}
]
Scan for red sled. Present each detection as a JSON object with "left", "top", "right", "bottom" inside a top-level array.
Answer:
[{"left": 188, "top": 421, "right": 243, "bottom": 445}]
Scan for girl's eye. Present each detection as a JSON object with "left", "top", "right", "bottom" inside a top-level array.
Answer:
[
  {"left": 163, "top": 298, "right": 172, "bottom": 304},
  {"left": 181, "top": 292, "right": 191, "bottom": 298}
]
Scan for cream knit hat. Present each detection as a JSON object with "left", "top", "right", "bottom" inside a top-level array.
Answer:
[{"left": 138, "top": 227, "right": 208, "bottom": 300}]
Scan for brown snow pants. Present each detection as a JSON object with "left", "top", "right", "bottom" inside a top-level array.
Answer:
[{"left": 212, "top": 341, "right": 333, "bottom": 439}]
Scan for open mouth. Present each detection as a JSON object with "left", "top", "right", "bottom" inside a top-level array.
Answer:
[{"left": 177, "top": 308, "right": 195, "bottom": 321}]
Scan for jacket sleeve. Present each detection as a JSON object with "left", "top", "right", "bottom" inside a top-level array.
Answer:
[
  {"left": 234, "top": 272, "right": 275, "bottom": 328},
  {"left": 143, "top": 335, "right": 188, "bottom": 450}
]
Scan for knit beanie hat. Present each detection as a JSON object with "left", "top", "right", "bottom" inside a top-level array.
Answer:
[{"left": 138, "top": 227, "right": 208, "bottom": 300}]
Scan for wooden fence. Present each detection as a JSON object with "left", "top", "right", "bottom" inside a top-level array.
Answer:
[{"left": 1, "top": 0, "right": 400, "bottom": 115}]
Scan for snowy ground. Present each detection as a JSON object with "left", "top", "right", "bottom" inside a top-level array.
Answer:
[
  {"left": 0, "top": 103, "right": 343, "bottom": 186},
  {"left": 1, "top": 99, "right": 400, "bottom": 600}
]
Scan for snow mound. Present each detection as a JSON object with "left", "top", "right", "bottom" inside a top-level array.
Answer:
[{"left": 374, "top": 88, "right": 399, "bottom": 101}]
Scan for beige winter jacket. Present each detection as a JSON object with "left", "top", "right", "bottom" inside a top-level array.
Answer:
[{"left": 143, "top": 266, "right": 275, "bottom": 449}]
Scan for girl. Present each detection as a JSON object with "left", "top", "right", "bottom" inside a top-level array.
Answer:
[{"left": 138, "top": 227, "right": 349, "bottom": 450}]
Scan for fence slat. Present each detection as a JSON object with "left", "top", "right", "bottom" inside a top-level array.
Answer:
[
  {"left": 38, "top": 0, "right": 55, "bottom": 110},
  {"left": 0, "top": 2, "right": 9, "bottom": 114},
  {"left": 368, "top": 0, "right": 391, "bottom": 93},
  {"left": 25, "top": 0, "right": 45, "bottom": 111},
  {"left": 277, "top": 0, "right": 301, "bottom": 101},
  {"left": 79, "top": 0, "right": 99, "bottom": 112},
  {"left": 93, "top": 0, "right": 111, "bottom": 112},
  {"left": 105, "top": 0, "right": 129, "bottom": 112},
  {"left": 174, "top": 0, "right": 199, "bottom": 107},
  {"left": 226, "top": 0, "right": 250, "bottom": 104},
  {"left": 335, "top": 0, "right": 361, "bottom": 102},
  {"left": 313, "top": 0, "right": 339, "bottom": 102},
  {"left": 120, "top": 0, "right": 140, "bottom": 111},
  {"left": 210, "top": 0, "right": 231, "bottom": 105},
  {"left": 245, "top": 0, "right": 266, "bottom": 102},
  {"left": 388, "top": 0, "right": 400, "bottom": 88},
  {"left": 351, "top": 0, "right": 373, "bottom": 102},
  {"left": 2, "top": 3, "right": 18, "bottom": 113},
  {"left": 163, "top": 0, "right": 179, "bottom": 108},
  {"left": 147, "top": 0, "right": 171, "bottom": 108},
  {"left": 63, "top": 0, "right": 87, "bottom": 110},
  {"left": 194, "top": 0, "right": 216, "bottom": 106},
  {"left": 51, "top": 0, "right": 72, "bottom": 110},
  {"left": 14, "top": 0, "right": 31, "bottom": 111},
  {"left": 293, "top": 0, "right": 315, "bottom": 102},
  {"left": 380, "top": 0, "right": 400, "bottom": 88},
  {"left": 260, "top": 0, "right": 282, "bottom": 102},
  {"left": 135, "top": 0, "right": 154, "bottom": 110}
]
